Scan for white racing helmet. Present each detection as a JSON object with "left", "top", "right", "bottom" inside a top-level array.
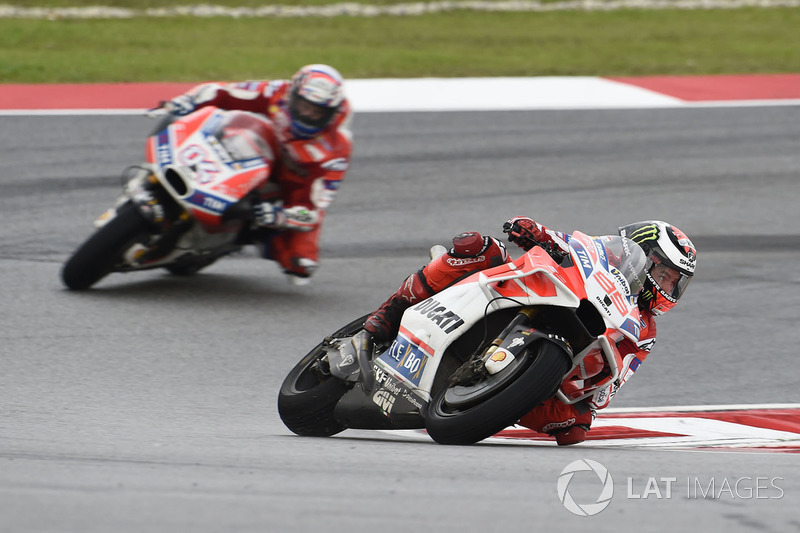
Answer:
[
  {"left": 287, "top": 64, "right": 345, "bottom": 138},
  {"left": 618, "top": 220, "right": 697, "bottom": 315}
]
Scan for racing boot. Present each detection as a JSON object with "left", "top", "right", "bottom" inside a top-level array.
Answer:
[
  {"left": 518, "top": 397, "right": 595, "bottom": 446},
  {"left": 363, "top": 232, "right": 509, "bottom": 344}
]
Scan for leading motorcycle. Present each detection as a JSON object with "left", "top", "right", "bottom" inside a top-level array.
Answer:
[
  {"left": 278, "top": 232, "right": 648, "bottom": 444},
  {"left": 61, "top": 107, "right": 281, "bottom": 290}
]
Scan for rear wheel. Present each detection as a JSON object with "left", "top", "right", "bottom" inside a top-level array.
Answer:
[
  {"left": 278, "top": 314, "right": 370, "bottom": 437},
  {"left": 425, "top": 340, "right": 570, "bottom": 445},
  {"left": 61, "top": 202, "right": 153, "bottom": 290}
]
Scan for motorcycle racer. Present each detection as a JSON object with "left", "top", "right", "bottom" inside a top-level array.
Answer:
[
  {"left": 163, "top": 64, "right": 353, "bottom": 285},
  {"left": 360, "top": 218, "right": 697, "bottom": 445}
]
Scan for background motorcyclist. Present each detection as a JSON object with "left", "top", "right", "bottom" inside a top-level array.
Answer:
[
  {"left": 163, "top": 64, "right": 353, "bottom": 285},
  {"left": 362, "top": 218, "right": 697, "bottom": 445}
]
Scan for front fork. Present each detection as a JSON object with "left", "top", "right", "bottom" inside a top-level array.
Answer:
[{"left": 96, "top": 168, "right": 192, "bottom": 265}]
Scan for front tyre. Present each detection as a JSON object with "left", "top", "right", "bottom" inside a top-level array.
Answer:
[
  {"left": 61, "top": 201, "right": 153, "bottom": 290},
  {"left": 425, "top": 340, "right": 571, "bottom": 445},
  {"left": 278, "top": 314, "right": 369, "bottom": 437}
]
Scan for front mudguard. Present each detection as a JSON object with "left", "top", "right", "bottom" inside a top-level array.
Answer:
[{"left": 487, "top": 326, "right": 574, "bottom": 370}]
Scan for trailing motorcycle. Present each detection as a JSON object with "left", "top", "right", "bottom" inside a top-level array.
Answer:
[
  {"left": 278, "top": 232, "right": 648, "bottom": 444},
  {"left": 61, "top": 107, "right": 280, "bottom": 290}
]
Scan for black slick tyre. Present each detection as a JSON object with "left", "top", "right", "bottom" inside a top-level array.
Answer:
[
  {"left": 277, "top": 315, "right": 369, "bottom": 437},
  {"left": 425, "top": 340, "right": 571, "bottom": 445},
  {"left": 61, "top": 201, "right": 152, "bottom": 290}
]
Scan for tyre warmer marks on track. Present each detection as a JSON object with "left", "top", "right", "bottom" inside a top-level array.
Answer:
[
  {"left": 377, "top": 405, "right": 800, "bottom": 453},
  {"left": 1, "top": 74, "right": 799, "bottom": 113}
]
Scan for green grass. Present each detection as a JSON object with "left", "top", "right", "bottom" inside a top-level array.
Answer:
[
  {"left": 1, "top": 6, "right": 799, "bottom": 82},
  {"left": 8, "top": 0, "right": 443, "bottom": 5}
]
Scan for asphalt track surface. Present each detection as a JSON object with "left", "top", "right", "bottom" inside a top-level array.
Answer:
[{"left": 2, "top": 106, "right": 799, "bottom": 532}]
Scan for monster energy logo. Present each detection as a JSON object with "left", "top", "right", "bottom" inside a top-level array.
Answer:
[{"left": 628, "top": 225, "right": 659, "bottom": 243}]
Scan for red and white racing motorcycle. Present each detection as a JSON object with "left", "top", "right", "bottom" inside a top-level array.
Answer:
[
  {"left": 279, "top": 232, "right": 648, "bottom": 444},
  {"left": 62, "top": 107, "right": 280, "bottom": 290}
]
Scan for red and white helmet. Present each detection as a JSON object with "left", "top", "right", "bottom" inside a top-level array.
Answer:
[
  {"left": 618, "top": 220, "right": 697, "bottom": 316},
  {"left": 287, "top": 64, "right": 345, "bottom": 138}
]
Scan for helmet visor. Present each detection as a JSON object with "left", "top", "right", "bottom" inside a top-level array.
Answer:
[
  {"left": 289, "top": 92, "right": 337, "bottom": 131},
  {"left": 648, "top": 261, "right": 693, "bottom": 300}
]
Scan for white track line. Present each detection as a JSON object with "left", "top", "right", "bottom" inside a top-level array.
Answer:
[{"left": 3, "top": 0, "right": 800, "bottom": 19}]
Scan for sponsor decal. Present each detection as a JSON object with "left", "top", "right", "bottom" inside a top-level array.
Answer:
[
  {"left": 619, "top": 318, "right": 641, "bottom": 338},
  {"left": 628, "top": 224, "right": 659, "bottom": 243},
  {"left": 595, "top": 295, "right": 612, "bottom": 317},
  {"left": 609, "top": 267, "right": 630, "bottom": 294},
  {"left": 372, "top": 367, "right": 424, "bottom": 412},
  {"left": 446, "top": 255, "right": 485, "bottom": 267},
  {"left": 507, "top": 336, "right": 525, "bottom": 349},
  {"left": 187, "top": 191, "right": 230, "bottom": 214},
  {"left": 593, "top": 238, "right": 609, "bottom": 271},
  {"left": 372, "top": 365, "right": 422, "bottom": 414},
  {"left": 594, "top": 387, "right": 609, "bottom": 406},
  {"left": 402, "top": 390, "right": 423, "bottom": 410},
  {"left": 202, "top": 196, "right": 226, "bottom": 211},
  {"left": 543, "top": 418, "right": 576, "bottom": 433},
  {"left": 572, "top": 242, "right": 594, "bottom": 278},
  {"left": 411, "top": 299, "right": 465, "bottom": 333},
  {"left": 378, "top": 335, "right": 429, "bottom": 387},
  {"left": 374, "top": 367, "right": 403, "bottom": 394},
  {"left": 490, "top": 350, "right": 508, "bottom": 362},
  {"left": 156, "top": 132, "right": 172, "bottom": 166},
  {"left": 372, "top": 390, "right": 396, "bottom": 415}
]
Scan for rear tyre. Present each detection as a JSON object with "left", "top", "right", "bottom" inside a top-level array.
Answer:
[
  {"left": 425, "top": 340, "right": 571, "bottom": 445},
  {"left": 278, "top": 314, "right": 370, "bottom": 437},
  {"left": 61, "top": 202, "right": 152, "bottom": 290}
]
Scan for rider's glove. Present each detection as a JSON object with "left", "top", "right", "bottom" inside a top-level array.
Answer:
[
  {"left": 253, "top": 201, "right": 285, "bottom": 228},
  {"left": 502, "top": 216, "right": 545, "bottom": 251},
  {"left": 163, "top": 94, "right": 196, "bottom": 116}
]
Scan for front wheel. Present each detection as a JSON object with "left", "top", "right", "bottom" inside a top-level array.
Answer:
[
  {"left": 61, "top": 201, "right": 153, "bottom": 290},
  {"left": 425, "top": 340, "right": 571, "bottom": 445},
  {"left": 277, "top": 314, "right": 370, "bottom": 437}
]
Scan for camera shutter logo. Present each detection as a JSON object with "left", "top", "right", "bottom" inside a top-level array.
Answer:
[{"left": 557, "top": 459, "right": 614, "bottom": 516}]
